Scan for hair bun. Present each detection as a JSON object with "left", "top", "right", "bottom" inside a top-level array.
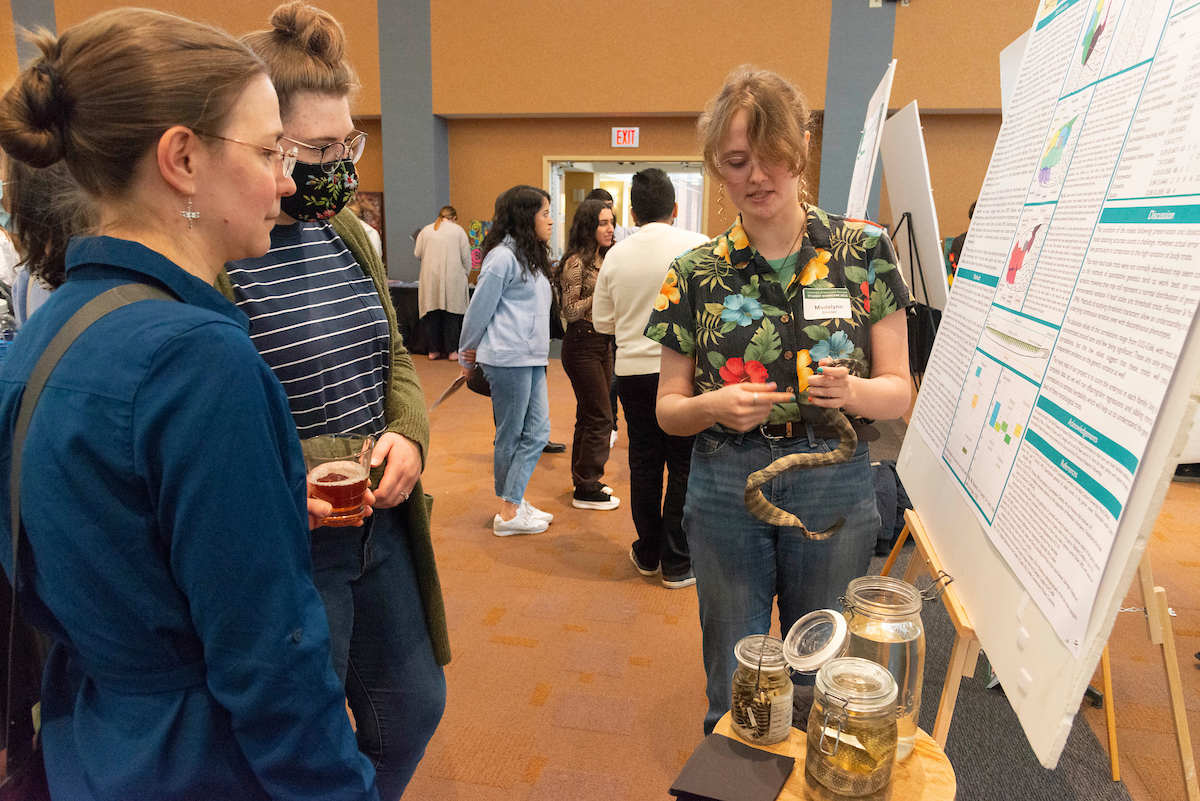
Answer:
[
  {"left": 270, "top": 1, "right": 346, "bottom": 64},
  {"left": 0, "top": 41, "right": 72, "bottom": 169}
]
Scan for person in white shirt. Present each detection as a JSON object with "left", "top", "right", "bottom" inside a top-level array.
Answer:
[
  {"left": 592, "top": 168, "right": 708, "bottom": 588},
  {"left": 415, "top": 205, "right": 471, "bottom": 360}
]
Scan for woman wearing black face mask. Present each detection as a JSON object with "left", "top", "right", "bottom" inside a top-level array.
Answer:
[{"left": 218, "top": 3, "right": 448, "bottom": 798}]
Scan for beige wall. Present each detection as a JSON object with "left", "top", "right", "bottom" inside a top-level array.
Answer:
[
  {"left": 447, "top": 116, "right": 704, "bottom": 228},
  {"left": 2, "top": 1, "right": 1029, "bottom": 245},
  {"left": 431, "top": 0, "right": 832, "bottom": 117},
  {"left": 53, "top": 0, "right": 381, "bottom": 114},
  {"left": 892, "top": 0, "right": 1035, "bottom": 111}
]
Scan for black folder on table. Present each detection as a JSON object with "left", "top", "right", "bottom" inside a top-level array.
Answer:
[{"left": 670, "top": 732, "right": 795, "bottom": 801}]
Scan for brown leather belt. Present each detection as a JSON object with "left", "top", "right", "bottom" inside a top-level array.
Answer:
[{"left": 758, "top": 420, "right": 880, "bottom": 442}]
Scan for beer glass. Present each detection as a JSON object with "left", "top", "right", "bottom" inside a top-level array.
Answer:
[{"left": 300, "top": 433, "right": 375, "bottom": 527}]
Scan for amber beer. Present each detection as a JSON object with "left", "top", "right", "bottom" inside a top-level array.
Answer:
[{"left": 307, "top": 460, "right": 369, "bottom": 526}]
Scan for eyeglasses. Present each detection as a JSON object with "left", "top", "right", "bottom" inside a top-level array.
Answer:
[
  {"left": 716, "top": 155, "right": 772, "bottom": 181},
  {"left": 282, "top": 131, "right": 368, "bottom": 174},
  {"left": 196, "top": 133, "right": 298, "bottom": 178}
]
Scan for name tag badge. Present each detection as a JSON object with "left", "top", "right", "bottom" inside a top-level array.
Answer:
[{"left": 803, "top": 287, "right": 852, "bottom": 320}]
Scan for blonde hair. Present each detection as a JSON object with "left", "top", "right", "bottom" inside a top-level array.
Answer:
[
  {"left": 0, "top": 9, "right": 265, "bottom": 200},
  {"left": 698, "top": 65, "right": 812, "bottom": 182},
  {"left": 242, "top": 2, "right": 359, "bottom": 121},
  {"left": 433, "top": 205, "right": 457, "bottom": 230}
]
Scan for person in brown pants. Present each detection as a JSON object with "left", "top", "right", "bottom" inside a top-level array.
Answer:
[{"left": 554, "top": 199, "right": 621, "bottom": 510}]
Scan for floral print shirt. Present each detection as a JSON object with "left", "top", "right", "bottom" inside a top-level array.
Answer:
[{"left": 645, "top": 205, "right": 911, "bottom": 425}]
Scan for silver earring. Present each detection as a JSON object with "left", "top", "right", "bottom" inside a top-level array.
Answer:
[{"left": 181, "top": 197, "right": 200, "bottom": 228}]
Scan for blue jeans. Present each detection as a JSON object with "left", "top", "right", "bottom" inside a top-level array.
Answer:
[
  {"left": 482, "top": 364, "right": 550, "bottom": 504},
  {"left": 684, "top": 427, "right": 879, "bottom": 735},
  {"left": 310, "top": 505, "right": 446, "bottom": 800}
]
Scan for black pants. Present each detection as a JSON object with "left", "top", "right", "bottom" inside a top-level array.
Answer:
[
  {"left": 422, "top": 309, "right": 463, "bottom": 356},
  {"left": 618, "top": 372, "right": 694, "bottom": 577},
  {"left": 561, "top": 321, "right": 614, "bottom": 493}
]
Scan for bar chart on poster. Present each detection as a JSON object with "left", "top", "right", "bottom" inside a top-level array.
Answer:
[{"left": 900, "top": 0, "right": 1200, "bottom": 766}]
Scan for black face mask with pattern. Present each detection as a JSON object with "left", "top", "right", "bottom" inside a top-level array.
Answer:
[{"left": 280, "top": 159, "right": 359, "bottom": 222}]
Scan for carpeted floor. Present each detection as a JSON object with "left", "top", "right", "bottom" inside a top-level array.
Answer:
[{"left": 403, "top": 356, "right": 1191, "bottom": 800}]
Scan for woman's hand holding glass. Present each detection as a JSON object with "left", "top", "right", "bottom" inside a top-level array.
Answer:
[
  {"left": 705, "top": 381, "right": 795, "bottom": 432},
  {"left": 307, "top": 488, "right": 374, "bottom": 529}
]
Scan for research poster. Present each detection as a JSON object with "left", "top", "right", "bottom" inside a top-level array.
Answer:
[
  {"left": 846, "top": 59, "right": 897, "bottom": 220},
  {"left": 911, "top": 0, "right": 1200, "bottom": 656}
]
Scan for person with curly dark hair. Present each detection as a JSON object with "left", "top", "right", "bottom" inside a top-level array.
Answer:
[
  {"left": 553, "top": 198, "right": 620, "bottom": 510},
  {"left": 4, "top": 158, "right": 92, "bottom": 324},
  {"left": 459, "top": 184, "right": 556, "bottom": 536}
]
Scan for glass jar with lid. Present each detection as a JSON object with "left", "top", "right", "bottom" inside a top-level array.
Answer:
[
  {"left": 730, "top": 635, "right": 793, "bottom": 745},
  {"left": 805, "top": 657, "right": 898, "bottom": 797},
  {"left": 842, "top": 575, "right": 925, "bottom": 760}
]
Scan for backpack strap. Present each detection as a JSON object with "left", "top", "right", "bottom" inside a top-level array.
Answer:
[{"left": 6, "top": 283, "right": 175, "bottom": 756}]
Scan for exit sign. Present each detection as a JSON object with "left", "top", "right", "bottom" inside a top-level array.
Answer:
[{"left": 612, "top": 127, "right": 640, "bottom": 147}]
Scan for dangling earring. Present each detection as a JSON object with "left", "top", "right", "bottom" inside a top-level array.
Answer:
[
  {"left": 181, "top": 197, "right": 200, "bottom": 229},
  {"left": 798, "top": 177, "right": 808, "bottom": 206},
  {"left": 717, "top": 183, "right": 726, "bottom": 218}
]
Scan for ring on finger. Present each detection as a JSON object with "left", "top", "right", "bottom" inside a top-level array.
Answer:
[
  {"left": 401, "top": 490, "right": 410, "bottom": 501},
  {"left": 753, "top": 391, "right": 759, "bottom": 405}
]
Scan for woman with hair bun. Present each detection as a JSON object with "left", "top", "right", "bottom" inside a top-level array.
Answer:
[
  {"left": 222, "top": 3, "right": 447, "bottom": 797},
  {"left": 415, "top": 205, "right": 471, "bottom": 360},
  {"left": 649, "top": 66, "right": 913, "bottom": 735},
  {"left": 0, "top": 8, "right": 376, "bottom": 799}
]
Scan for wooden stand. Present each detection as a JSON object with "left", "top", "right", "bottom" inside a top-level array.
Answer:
[
  {"left": 882, "top": 509, "right": 1199, "bottom": 798},
  {"left": 712, "top": 711, "right": 956, "bottom": 800}
]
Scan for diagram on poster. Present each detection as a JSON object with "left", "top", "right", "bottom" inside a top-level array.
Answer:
[{"left": 909, "top": 0, "right": 1200, "bottom": 655}]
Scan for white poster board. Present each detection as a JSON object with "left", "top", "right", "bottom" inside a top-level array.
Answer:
[
  {"left": 845, "top": 60, "right": 896, "bottom": 221},
  {"left": 901, "top": 0, "right": 1200, "bottom": 767},
  {"left": 880, "top": 101, "right": 949, "bottom": 311}
]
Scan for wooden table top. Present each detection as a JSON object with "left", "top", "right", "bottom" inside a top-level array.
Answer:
[{"left": 712, "top": 712, "right": 956, "bottom": 800}]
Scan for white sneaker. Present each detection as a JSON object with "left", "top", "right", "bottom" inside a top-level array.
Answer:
[
  {"left": 521, "top": 499, "right": 553, "bottom": 523},
  {"left": 493, "top": 508, "right": 548, "bottom": 536},
  {"left": 610, "top": 429, "right": 618, "bottom": 448}
]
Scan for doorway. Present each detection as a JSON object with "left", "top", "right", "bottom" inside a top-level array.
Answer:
[{"left": 546, "top": 159, "right": 706, "bottom": 259}]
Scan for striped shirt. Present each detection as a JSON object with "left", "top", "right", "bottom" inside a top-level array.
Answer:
[{"left": 227, "top": 221, "right": 390, "bottom": 438}]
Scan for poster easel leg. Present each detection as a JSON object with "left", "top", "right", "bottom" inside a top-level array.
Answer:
[
  {"left": 1100, "top": 645, "right": 1119, "bottom": 782},
  {"left": 1151, "top": 586, "right": 1199, "bottom": 799}
]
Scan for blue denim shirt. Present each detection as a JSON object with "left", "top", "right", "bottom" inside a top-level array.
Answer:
[
  {"left": 0, "top": 237, "right": 377, "bottom": 800},
  {"left": 458, "top": 237, "right": 551, "bottom": 368}
]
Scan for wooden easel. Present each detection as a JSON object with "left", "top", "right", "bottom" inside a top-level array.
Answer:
[{"left": 882, "top": 508, "right": 1199, "bottom": 799}]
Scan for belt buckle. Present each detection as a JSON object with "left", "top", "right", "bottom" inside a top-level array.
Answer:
[{"left": 759, "top": 421, "right": 793, "bottom": 441}]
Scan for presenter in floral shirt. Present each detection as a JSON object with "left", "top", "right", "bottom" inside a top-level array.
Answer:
[{"left": 649, "top": 67, "right": 914, "bottom": 734}]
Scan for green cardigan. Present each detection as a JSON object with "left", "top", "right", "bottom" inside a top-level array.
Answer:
[{"left": 217, "top": 209, "right": 450, "bottom": 666}]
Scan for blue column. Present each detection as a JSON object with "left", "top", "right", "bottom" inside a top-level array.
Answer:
[
  {"left": 377, "top": 0, "right": 450, "bottom": 281},
  {"left": 10, "top": 0, "right": 56, "bottom": 66},
  {"left": 817, "top": 0, "right": 896, "bottom": 221}
]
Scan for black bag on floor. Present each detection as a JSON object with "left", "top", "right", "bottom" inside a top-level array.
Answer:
[{"left": 872, "top": 459, "right": 913, "bottom": 556}]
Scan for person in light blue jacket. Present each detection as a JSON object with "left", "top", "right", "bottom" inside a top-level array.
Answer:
[{"left": 459, "top": 185, "right": 556, "bottom": 536}]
